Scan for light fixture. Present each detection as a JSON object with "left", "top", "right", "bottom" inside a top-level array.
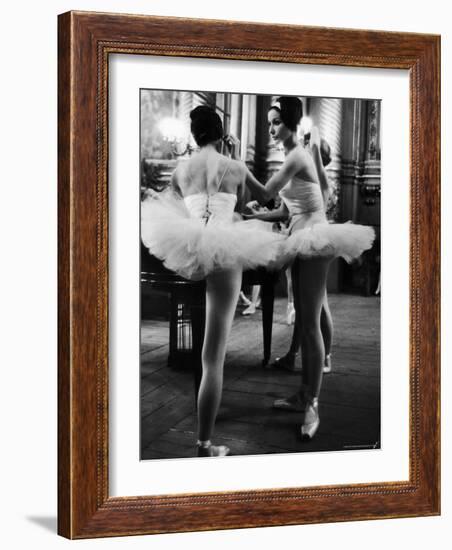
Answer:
[
  {"left": 158, "top": 117, "right": 193, "bottom": 156},
  {"left": 300, "top": 115, "right": 313, "bottom": 135},
  {"left": 299, "top": 116, "right": 313, "bottom": 146}
]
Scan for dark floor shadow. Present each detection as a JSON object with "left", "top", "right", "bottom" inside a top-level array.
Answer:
[{"left": 26, "top": 516, "right": 57, "bottom": 533}]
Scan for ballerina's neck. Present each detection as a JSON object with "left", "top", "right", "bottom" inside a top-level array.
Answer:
[
  {"left": 196, "top": 143, "right": 220, "bottom": 156},
  {"left": 282, "top": 134, "right": 299, "bottom": 155}
]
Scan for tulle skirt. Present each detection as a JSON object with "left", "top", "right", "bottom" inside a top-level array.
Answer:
[
  {"left": 285, "top": 212, "right": 375, "bottom": 263},
  {"left": 141, "top": 195, "right": 287, "bottom": 280}
]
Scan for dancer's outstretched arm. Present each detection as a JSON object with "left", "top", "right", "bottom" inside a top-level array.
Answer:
[
  {"left": 226, "top": 134, "right": 307, "bottom": 204},
  {"left": 242, "top": 152, "right": 306, "bottom": 204}
]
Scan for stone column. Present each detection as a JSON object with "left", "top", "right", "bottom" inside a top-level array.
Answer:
[
  {"left": 358, "top": 100, "right": 381, "bottom": 227},
  {"left": 341, "top": 98, "right": 366, "bottom": 222},
  {"left": 241, "top": 94, "right": 257, "bottom": 172},
  {"left": 229, "top": 93, "right": 242, "bottom": 140},
  {"left": 310, "top": 98, "right": 343, "bottom": 220}
]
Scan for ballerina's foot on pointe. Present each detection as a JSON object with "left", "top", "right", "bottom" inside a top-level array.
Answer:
[
  {"left": 196, "top": 440, "right": 230, "bottom": 457},
  {"left": 300, "top": 398, "right": 319, "bottom": 440},
  {"left": 273, "top": 390, "right": 320, "bottom": 440}
]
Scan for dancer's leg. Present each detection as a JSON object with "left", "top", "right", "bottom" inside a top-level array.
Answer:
[
  {"left": 251, "top": 285, "right": 261, "bottom": 306},
  {"left": 197, "top": 267, "right": 242, "bottom": 442},
  {"left": 273, "top": 257, "right": 329, "bottom": 425},
  {"left": 289, "top": 263, "right": 301, "bottom": 356},
  {"left": 286, "top": 268, "right": 296, "bottom": 325},
  {"left": 286, "top": 268, "right": 293, "bottom": 304},
  {"left": 295, "top": 257, "right": 330, "bottom": 398},
  {"left": 242, "top": 285, "right": 260, "bottom": 315},
  {"left": 288, "top": 321, "right": 301, "bottom": 355},
  {"left": 239, "top": 290, "right": 251, "bottom": 306},
  {"left": 320, "top": 293, "right": 333, "bottom": 358},
  {"left": 272, "top": 266, "right": 300, "bottom": 370},
  {"left": 281, "top": 281, "right": 332, "bottom": 372}
]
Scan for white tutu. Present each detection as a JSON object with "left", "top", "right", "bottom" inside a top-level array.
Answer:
[
  {"left": 141, "top": 192, "right": 287, "bottom": 280},
  {"left": 285, "top": 221, "right": 375, "bottom": 263},
  {"left": 279, "top": 177, "right": 375, "bottom": 262}
]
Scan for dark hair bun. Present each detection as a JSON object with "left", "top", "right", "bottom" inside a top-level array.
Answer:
[
  {"left": 190, "top": 105, "right": 223, "bottom": 146},
  {"left": 275, "top": 96, "right": 303, "bottom": 131},
  {"left": 320, "top": 138, "right": 332, "bottom": 167}
]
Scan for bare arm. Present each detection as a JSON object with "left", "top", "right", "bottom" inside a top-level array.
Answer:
[
  {"left": 312, "top": 153, "right": 331, "bottom": 206},
  {"left": 227, "top": 134, "right": 305, "bottom": 205},
  {"left": 234, "top": 181, "right": 248, "bottom": 214},
  {"left": 244, "top": 151, "right": 304, "bottom": 204},
  {"left": 309, "top": 127, "right": 331, "bottom": 206}
]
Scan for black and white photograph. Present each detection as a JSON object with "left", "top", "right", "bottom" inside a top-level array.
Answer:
[{"left": 140, "top": 89, "right": 381, "bottom": 460}]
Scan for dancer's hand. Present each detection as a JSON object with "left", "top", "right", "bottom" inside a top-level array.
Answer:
[
  {"left": 224, "top": 134, "right": 241, "bottom": 159},
  {"left": 245, "top": 200, "right": 261, "bottom": 215}
]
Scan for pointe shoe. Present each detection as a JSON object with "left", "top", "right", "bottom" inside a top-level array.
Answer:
[
  {"left": 286, "top": 303, "right": 296, "bottom": 325},
  {"left": 271, "top": 352, "right": 301, "bottom": 372},
  {"left": 242, "top": 304, "right": 256, "bottom": 316},
  {"left": 323, "top": 354, "right": 332, "bottom": 374},
  {"left": 197, "top": 442, "right": 230, "bottom": 457},
  {"left": 300, "top": 398, "right": 320, "bottom": 440},
  {"left": 273, "top": 392, "right": 305, "bottom": 412}
]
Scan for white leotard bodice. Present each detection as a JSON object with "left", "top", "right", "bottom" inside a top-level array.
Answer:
[
  {"left": 184, "top": 192, "right": 237, "bottom": 225},
  {"left": 279, "top": 176, "right": 326, "bottom": 231}
]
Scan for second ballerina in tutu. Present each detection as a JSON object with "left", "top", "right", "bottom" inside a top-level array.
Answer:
[
  {"left": 141, "top": 105, "right": 286, "bottom": 457},
  {"left": 230, "top": 96, "right": 375, "bottom": 440}
]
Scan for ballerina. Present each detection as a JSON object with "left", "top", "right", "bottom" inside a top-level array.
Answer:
[
  {"left": 141, "top": 105, "right": 285, "bottom": 456},
  {"left": 272, "top": 136, "right": 334, "bottom": 373},
  {"left": 230, "top": 96, "right": 374, "bottom": 440}
]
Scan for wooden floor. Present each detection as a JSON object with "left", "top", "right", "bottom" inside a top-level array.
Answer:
[{"left": 140, "top": 293, "right": 380, "bottom": 459}]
